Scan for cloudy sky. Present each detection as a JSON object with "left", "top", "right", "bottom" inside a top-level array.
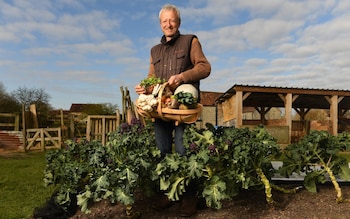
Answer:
[{"left": 1, "top": 0, "right": 350, "bottom": 110}]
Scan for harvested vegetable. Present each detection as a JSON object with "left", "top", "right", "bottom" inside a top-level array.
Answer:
[
  {"left": 137, "top": 94, "right": 158, "bottom": 112},
  {"left": 140, "top": 76, "right": 165, "bottom": 89}
]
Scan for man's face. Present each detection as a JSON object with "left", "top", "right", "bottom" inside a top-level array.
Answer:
[{"left": 159, "top": 9, "right": 180, "bottom": 40}]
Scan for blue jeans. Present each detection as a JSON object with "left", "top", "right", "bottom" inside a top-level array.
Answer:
[{"left": 154, "top": 119, "right": 186, "bottom": 157}]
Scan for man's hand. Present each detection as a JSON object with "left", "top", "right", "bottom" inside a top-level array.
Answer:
[
  {"left": 135, "top": 84, "right": 146, "bottom": 94},
  {"left": 168, "top": 74, "right": 184, "bottom": 90}
]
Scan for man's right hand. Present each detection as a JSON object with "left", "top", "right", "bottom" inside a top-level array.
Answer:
[{"left": 135, "top": 84, "right": 146, "bottom": 94}]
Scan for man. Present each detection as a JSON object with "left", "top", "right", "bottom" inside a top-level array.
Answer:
[{"left": 135, "top": 4, "right": 211, "bottom": 216}]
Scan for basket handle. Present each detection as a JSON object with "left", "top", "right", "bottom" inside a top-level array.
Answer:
[{"left": 156, "top": 82, "right": 168, "bottom": 120}]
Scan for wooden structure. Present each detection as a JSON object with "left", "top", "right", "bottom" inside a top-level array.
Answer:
[
  {"left": 86, "top": 115, "right": 120, "bottom": 145},
  {"left": 215, "top": 85, "right": 350, "bottom": 145},
  {"left": 0, "top": 113, "right": 19, "bottom": 131},
  {"left": 25, "top": 128, "right": 62, "bottom": 151},
  {"left": 197, "top": 91, "right": 224, "bottom": 128}
]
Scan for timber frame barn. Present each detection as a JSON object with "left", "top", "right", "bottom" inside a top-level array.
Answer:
[{"left": 215, "top": 85, "right": 350, "bottom": 145}]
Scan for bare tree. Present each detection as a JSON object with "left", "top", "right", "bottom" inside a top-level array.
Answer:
[
  {"left": 11, "top": 86, "right": 51, "bottom": 110},
  {"left": 11, "top": 86, "right": 53, "bottom": 127}
]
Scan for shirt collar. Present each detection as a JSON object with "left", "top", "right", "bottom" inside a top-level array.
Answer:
[{"left": 161, "top": 31, "right": 180, "bottom": 45}]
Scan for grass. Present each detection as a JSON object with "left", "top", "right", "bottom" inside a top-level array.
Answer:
[{"left": 0, "top": 152, "right": 56, "bottom": 219}]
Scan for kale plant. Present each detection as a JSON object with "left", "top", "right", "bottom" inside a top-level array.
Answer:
[
  {"left": 279, "top": 130, "right": 350, "bottom": 203},
  {"left": 152, "top": 124, "right": 285, "bottom": 209},
  {"left": 44, "top": 118, "right": 160, "bottom": 213}
]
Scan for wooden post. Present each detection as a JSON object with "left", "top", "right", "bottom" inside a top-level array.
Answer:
[
  {"left": 70, "top": 114, "right": 75, "bottom": 139},
  {"left": 14, "top": 114, "right": 19, "bottom": 131},
  {"left": 30, "top": 104, "right": 39, "bottom": 128},
  {"left": 102, "top": 117, "right": 106, "bottom": 145},
  {"left": 285, "top": 93, "right": 292, "bottom": 144},
  {"left": 235, "top": 91, "right": 243, "bottom": 128},
  {"left": 58, "top": 127, "right": 62, "bottom": 148},
  {"left": 86, "top": 115, "right": 91, "bottom": 142},
  {"left": 116, "top": 109, "right": 121, "bottom": 126},
  {"left": 22, "top": 105, "right": 26, "bottom": 152},
  {"left": 325, "top": 95, "right": 339, "bottom": 135},
  {"left": 60, "top": 109, "right": 64, "bottom": 128},
  {"left": 330, "top": 95, "right": 338, "bottom": 135},
  {"left": 40, "top": 128, "right": 45, "bottom": 151},
  {"left": 120, "top": 86, "right": 126, "bottom": 122}
]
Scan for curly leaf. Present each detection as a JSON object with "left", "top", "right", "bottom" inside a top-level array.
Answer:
[
  {"left": 164, "top": 154, "right": 182, "bottom": 171},
  {"left": 93, "top": 175, "right": 109, "bottom": 192},
  {"left": 186, "top": 155, "right": 205, "bottom": 179},
  {"left": 202, "top": 176, "right": 228, "bottom": 209},
  {"left": 160, "top": 176, "right": 171, "bottom": 191},
  {"left": 166, "top": 176, "right": 187, "bottom": 201},
  {"left": 77, "top": 190, "right": 92, "bottom": 213},
  {"left": 120, "top": 167, "right": 138, "bottom": 186},
  {"left": 115, "top": 187, "right": 134, "bottom": 205}
]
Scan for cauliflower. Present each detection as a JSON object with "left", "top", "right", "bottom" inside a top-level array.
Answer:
[{"left": 137, "top": 94, "right": 158, "bottom": 112}]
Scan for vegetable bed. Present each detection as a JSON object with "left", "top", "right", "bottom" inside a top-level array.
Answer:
[{"left": 40, "top": 120, "right": 350, "bottom": 218}]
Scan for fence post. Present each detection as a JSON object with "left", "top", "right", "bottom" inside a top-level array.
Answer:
[
  {"left": 40, "top": 128, "right": 45, "bottom": 151},
  {"left": 14, "top": 114, "right": 19, "bottom": 131},
  {"left": 70, "top": 114, "right": 75, "bottom": 139},
  {"left": 102, "top": 117, "right": 106, "bottom": 145},
  {"left": 22, "top": 105, "right": 27, "bottom": 152},
  {"left": 58, "top": 127, "right": 62, "bottom": 148},
  {"left": 86, "top": 115, "right": 91, "bottom": 142}
]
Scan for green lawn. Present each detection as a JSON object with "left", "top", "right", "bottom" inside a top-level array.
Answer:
[{"left": 0, "top": 152, "right": 56, "bottom": 219}]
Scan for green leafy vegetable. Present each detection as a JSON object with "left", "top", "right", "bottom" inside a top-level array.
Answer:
[
  {"left": 44, "top": 120, "right": 350, "bottom": 215},
  {"left": 279, "top": 130, "right": 350, "bottom": 203},
  {"left": 140, "top": 76, "right": 165, "bottom": 89},
  {"left": 152, "top": 124, "right": 284, "bottom": 208},
  {"left": 174, "top": 91, "right": 197, "bottom": 108},
  {"left": 44, "top": 118, "right": 160, "bottom": 213}
]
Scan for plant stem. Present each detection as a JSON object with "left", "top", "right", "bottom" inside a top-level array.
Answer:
[
  {"left": 256, "top": 167, "right": 275, "bottom": 204},
  {"left": 323, "top": 165, "right": 343, "bottom": 203},
  {"left": 271, "top": 184, "right": 302, "bottom": 194},
  {"left": 125, "top": 204, "right": 140, "bottom": 218}
]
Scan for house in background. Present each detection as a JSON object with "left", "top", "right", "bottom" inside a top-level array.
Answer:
[{"left": 197, "top": 91, "right": 224, "bottom": 128}]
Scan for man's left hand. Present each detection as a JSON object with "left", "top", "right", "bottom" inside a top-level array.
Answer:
[{"left": 168, "top": 74, "right": 184, "bottom": 89}]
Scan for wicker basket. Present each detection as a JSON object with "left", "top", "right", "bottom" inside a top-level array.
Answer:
[{"left": 136, "top": 83, "right": 202, "bottom": 125}]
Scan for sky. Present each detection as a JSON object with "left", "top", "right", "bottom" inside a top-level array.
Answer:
[{"left": 1, "top": 0, "right": 350, "bottom": 110}]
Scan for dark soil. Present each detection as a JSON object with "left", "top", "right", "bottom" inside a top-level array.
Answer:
[{"left": 70, "top": 182, "right": 350, "bottom": 219}]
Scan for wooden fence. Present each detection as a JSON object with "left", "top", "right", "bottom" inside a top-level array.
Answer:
[
  {"left": 25, "top": 128, "right": 62, "bottom": 151},
  {"left": 0, "top": 113, "right": 19, "bottom": 131},
  {"left": 86, "top": 115, "right": 120, "bottom": 145}
]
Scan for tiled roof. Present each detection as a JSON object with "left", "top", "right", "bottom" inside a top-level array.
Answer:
[{"left": 200, "top": 91, "right": 223, "bottom": 106}]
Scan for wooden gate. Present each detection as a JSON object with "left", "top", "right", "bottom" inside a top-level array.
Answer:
[
  {"left": 26, "top": 128, "right": 62, "bottom": 151},
  {"left": 86, "top": 115, "right": 120, "bottom": 145}
]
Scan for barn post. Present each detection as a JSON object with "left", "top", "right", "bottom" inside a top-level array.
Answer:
[
  {"left": 329, "top": 95, "right": 338, "bottom": 135},
  {"left": 235, "top": 91, "right": 243, "bottom": 128}
]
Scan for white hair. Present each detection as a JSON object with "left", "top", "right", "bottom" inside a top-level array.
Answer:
[{"left": 159, "top": 4, "right": 181, "bottom": 24}]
